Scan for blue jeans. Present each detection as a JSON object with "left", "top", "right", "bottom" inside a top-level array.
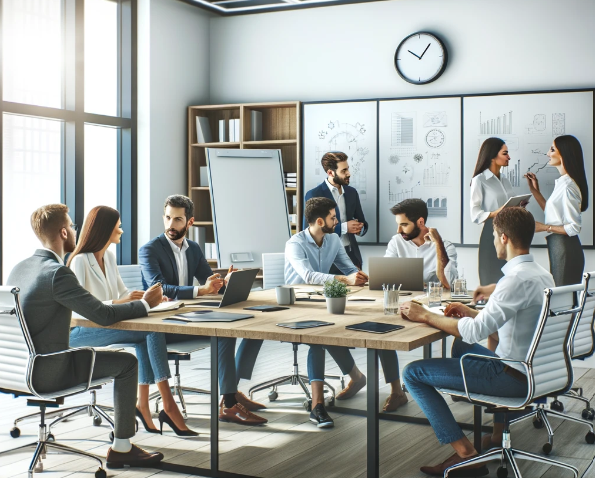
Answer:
[
  {"left": 70, "top": 327, "right": 171, "bottom": 385},
  {"left": 307, "top": 346, "right": 400, "bottom": 383},
  {"left": 402, "top": 339, "right": 528, "bottom": 445}
]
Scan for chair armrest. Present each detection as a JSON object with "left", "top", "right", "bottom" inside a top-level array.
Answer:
[
  {"left": 459, "top": 353, "right": 532, "bottom": 408},
  {"left": 29, "top": 347, "right": 97, "bottom": 399}
]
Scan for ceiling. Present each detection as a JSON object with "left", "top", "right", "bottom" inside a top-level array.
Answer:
[{"left": 182, "top": 0, "right": 388, "bottom": 15}]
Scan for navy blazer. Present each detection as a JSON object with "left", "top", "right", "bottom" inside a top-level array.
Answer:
[
  {"left": 303, "top": 181, "right": 368, "bottom": 267},
  {"left": 139, "top": 233, "right": 213, "bottom": 300}
]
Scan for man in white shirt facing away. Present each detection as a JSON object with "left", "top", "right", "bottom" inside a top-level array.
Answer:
[
  {"left": 399, "top": 207, "right": 554, "bottom": 476},
  {"left": 385, "top": 198, "right": 458, "bottom": 290}
]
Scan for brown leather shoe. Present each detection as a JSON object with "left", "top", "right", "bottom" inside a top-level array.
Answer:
[
  {"left": 335, "top": 375, "right": 366, "bottom": 400},
  {"left": 420, "top": 452, "right": 489, "bottom": 477},
  {"left": 236, "top": 391, "right": 267, "bottom": 411},
  {"left": 106, "top": 444, "right": 164, "bottom": 469},
  {"left": 219, "top": 403, "right": 268, "bottom": 425},
  {"left": 382, "top": 392, "right": 408, "bottom": 412}
]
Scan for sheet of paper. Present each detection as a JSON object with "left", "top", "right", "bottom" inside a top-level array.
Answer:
[{"left": 149, "top": 300, "right": 184, "bottom": 313}]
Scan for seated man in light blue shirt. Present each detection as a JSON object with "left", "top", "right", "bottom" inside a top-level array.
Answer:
[
  {"left": 400, "top": 207, "right": 553, "bottom": 476},
  {"left": 286, "top": 197, "right": 408, "bottom": 428}
]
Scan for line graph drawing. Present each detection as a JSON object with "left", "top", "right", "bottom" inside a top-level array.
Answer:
[
  {"left": 423, "top": 162, "right": 450, "bottom": 187},
  {"left": 388, "top": 181, "right": 420, "bottom": 203}
]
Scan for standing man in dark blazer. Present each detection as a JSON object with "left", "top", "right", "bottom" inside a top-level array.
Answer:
[
  {"left": 8, "top": 204, "right": 164, "bottom": 469},
  {"left": 139, "top": 195, "right": 267, "bottom": 426},
  {"left": 303, "top": 151, "right": 368, "bottom": 269}
]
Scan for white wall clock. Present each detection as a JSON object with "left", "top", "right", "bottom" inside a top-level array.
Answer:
[{"left": 394, "top": 32, "right": 448, "bottom": 85}]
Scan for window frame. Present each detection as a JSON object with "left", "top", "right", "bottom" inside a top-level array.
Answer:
[{"left": 0, "top": 0, "right": 137, "bottom": 281}]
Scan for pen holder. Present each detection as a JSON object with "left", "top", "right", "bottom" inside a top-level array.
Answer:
[
  {"left": 383, "top": 290, "right": 399, "bottom": 316},
  {"left": 427, "top": 282, "right": 443, "bottom": 308}
]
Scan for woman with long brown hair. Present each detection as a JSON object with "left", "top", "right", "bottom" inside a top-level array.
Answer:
[
  {"left": 525, "top": 135, "right": 588, "bottom": 285},
  {"left": 68, "top": 206, "right": 197, "bottom": 436},
  {"left": 470, "top": 138, "right": 515, "bottom": 285}
]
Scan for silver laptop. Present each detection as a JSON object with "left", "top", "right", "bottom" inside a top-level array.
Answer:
[
  {"left": 195, "top": 268, "right": 260, "bottom": 307},
  {"left": 368, "top": 257, "right": 424, "bottom": 291}
]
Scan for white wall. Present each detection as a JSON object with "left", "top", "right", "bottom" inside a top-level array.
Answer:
[
  {"left": 137, "top": 0, "right": 213, "bottom": 247},
  {"left": 208, "top": 0, "right": 595, "bottom": 288}
]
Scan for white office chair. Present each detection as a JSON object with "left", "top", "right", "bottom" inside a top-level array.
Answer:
[
  {"left": 439, "top": 284, "right": 588, "bottom": 478},
  {"left": 118, "top": 265, "right": 210, "bottom": 418},
  {"left": 0, "top": 286, "right": 107, "bottom": 477},
  {"left": 262, "top": 253, "right": 285, "bottom": 290}
]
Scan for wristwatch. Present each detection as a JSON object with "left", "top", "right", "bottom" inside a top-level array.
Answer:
[{"left": 547, "top": 225, "right": 552, "bottom": 233}]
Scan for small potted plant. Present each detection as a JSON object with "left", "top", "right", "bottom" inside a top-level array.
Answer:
[{"left": 323, "top": 279, "right": 349, "bottom": 314}]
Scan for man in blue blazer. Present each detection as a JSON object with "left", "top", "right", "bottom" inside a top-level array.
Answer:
[
  {"left": 303, "top": 151, "right": 367, "bottom": 269},
  {"left": 139, "top": 195, "right": 267, "bottom": 426}
]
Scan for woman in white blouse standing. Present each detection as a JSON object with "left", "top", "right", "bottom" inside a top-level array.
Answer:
[
  {"left": 68, "top": 206, "right": 198, "bottom": 437},
  {"left": 470, "top": 138, "right": 515, "bottom": 285},
  {"left": 525, "top": 135, "right": 588, "bottom": 286}
]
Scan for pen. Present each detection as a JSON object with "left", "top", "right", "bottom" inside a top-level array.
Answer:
[{"left": 411, "top": 299, "right": 424, "bottom": 306}]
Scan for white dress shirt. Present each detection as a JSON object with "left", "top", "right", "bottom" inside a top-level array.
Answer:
[
  {"left": 42, "top": 247, "right": 64, "bottom": 265},
  {"left": 457, "top": 254, "right": 555, "bottom": 373},
  {"left": 384, "top": 233, "right": 458, "bottom": 285},
  {"left": 544, "top": 174, "right": 582, "bottom": 237},
  {"left": 325, "top": 179, "right": 350, "bottom": 247},
  {"left": 165, "top": 236, "right": 199, "bottom": 297},
  {"left": 470, "top": 169, "right": 514, "bottom": 224},
  {"left": 70, "top": 251, "right": 150, "bottom": 312}
]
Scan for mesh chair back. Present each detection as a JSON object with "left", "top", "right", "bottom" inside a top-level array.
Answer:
[
  {"left": 528, "top": 284, "right": 584, "bottom": 398},
  {"left": 0, "top": 287, "right": 34, "bottom": 395},
  {"left": 118, "top": 264, "right": 145, "bottom": 291},
  {"left": 572, "top": 272, "right": 595, "bottom": 359},
  {"left": 262, "top": 253, "right": 285, "bottom": 290}
]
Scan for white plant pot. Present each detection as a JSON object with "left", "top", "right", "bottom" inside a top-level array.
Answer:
[{"left": 325, "top": 296, "right": 347, "bottom": 315}]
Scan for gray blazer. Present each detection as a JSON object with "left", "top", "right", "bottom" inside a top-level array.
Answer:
[{"left": 7, "top": 250, "right": 148, "bottom": 392}]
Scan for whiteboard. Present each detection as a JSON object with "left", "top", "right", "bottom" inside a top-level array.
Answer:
[
  {"left": 462, "top": 91, "right": 594, "bottom": 246},
  {"left": 303, "top": 101, "right": 378, "bottom": 242},
  {"left": 207, "top": 148, "right": 291, "bottom": 268},
  {"left": 378, "top": 97, "right": 462, "bottom": 243}
]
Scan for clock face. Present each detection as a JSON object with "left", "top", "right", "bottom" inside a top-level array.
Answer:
[
  {"left": 394, "top": 32, "right": 447, "bottom": 85},
  {"left": 426, "top": 129, "right": 445, "bottom": 148}
]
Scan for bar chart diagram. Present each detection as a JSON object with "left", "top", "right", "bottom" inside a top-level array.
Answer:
[{"left": 479, "top": 111, "right": 513, "bottom": 135}]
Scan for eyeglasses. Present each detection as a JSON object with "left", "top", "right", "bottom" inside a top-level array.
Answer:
[{"left": 64, "top": 224, "right": 78, "bottom": 232}]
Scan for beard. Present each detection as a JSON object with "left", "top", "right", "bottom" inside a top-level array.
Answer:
[
  {"left": 400, "top": 225, "right": 421, "bottom": 241},
  {"left": 166, "top": 225, "right": 188, "bottom": 241},
  {"left": 331, "top": 172, "right": 350, "bottom": 186},
  {"left": 322, "top": 223, "right": 336, "bottom": 234}
]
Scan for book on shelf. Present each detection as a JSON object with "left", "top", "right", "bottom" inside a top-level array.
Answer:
[
  {"left": 250, "top": 110, "right": 262, "bottom": 141},
  {"left": 284, "top": 172, "right": 297, "bottom": 178},
  {"left": 200, "top": 166, "right": 209, "bottom": 187},
  {"left": 218, "top": 120, "right": 226, "bottom": 142},
  {"left": 285, "top": 182, "right": 297, "bottom": 188},
  {"left": 196, "top": 116, "right": 212, "bottom": 143},
  {"left": 292, "top": 195, "right": 297, "bottom": 214},
  {"left": 234, "top": 119, "right": 240, "bottom": 142}
]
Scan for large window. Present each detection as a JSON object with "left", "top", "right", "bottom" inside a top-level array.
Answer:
[{"left": 0, "top": 0, "right": 136, "bottom": 282}]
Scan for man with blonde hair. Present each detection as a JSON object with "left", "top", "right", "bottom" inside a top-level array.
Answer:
[{"left": 8, "top": 204, "right": 165, "bottom": 469}]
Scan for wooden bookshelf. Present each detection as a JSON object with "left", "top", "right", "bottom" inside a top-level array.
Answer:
[{"left": 188, "top": 101, "right": 301, "bottom": 268}]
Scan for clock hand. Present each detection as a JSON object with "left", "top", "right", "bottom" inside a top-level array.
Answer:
[
  {"left": 407, "top": 49, "right": 421, "bottom": 59},
  {"left": 419, "top": 43, "right": 431, "bottom": 59}
]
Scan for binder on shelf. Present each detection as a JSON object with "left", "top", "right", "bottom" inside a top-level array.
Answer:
[
  {"left": 196, "top": 116, "right": 212, "bottom": 143},
  {"left": 229, "top": 119, "right": 235, "bottom": 142},
  {"left": 218, "top": 120, "right": 226, "bottom": 142},
  {"left": 250, "top": 111, "right": 262, "bottom": 141},
  {"left": 284, "top": 172, "right": 297, "bottom": 178},
  {"left": 200, "top": 166, "right": 209, "bottom": 187},
  {"left": 235, "top": 119, "right": 240, "bottom": 142}
]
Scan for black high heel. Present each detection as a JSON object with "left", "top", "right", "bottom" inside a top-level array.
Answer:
[
  {"left": 135, "top": 408, "right": 161, "bottom": 434},
  {"left": 158, "top": 410, "right": 199, "bottom": 437}
]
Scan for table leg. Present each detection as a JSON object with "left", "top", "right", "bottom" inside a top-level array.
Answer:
[
  {"left": 423, "top": 343, "right": 432, "bottom": 359},
  {"left": 474, "top": 405, "right": 482, "bottom": 454},
  {"left": 211, "top": 336, "right": 219, "bottom": 473},
  {"left": 367, "top": 348, "right": 379, "bottom": 478}
]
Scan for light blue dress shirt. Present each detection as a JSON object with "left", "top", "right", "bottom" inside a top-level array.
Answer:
[{"left": 284, "top": 229, "right": 358, "bottom": 285}]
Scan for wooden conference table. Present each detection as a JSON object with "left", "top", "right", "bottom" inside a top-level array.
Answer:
[{"left": 72, "top": 287, "right": 488, "bottom": 478}]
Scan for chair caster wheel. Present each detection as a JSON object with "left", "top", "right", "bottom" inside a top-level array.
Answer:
[
  {"left": 268, "top": 391, "right": 278, "bottom": 401},
  {"left": 324, "top": 396, "right": 335, "bottom": 407},
  {"left": 401, "top": 383, "right": 408, "bottom": 394},
  {"left": 47, "top": 433, "right": 55, "bottom": 442},
  {"left": 586, "top": 432, "right": 595, "bottom": 444},
  {"left": 496, "top": 466, "right": 508, "bottom": 478},
  {"left": 543, "top": 442, "right": 553, "bottom": 454},
  {"left": 533, "top": 417, "right": 544, "bottom": 429},
  {"left": 550, "top": 400, "right": 564, "bottom": 412},
  {"left": 34, "top": 461, "right": 43, "bottom": 473},
  {"left": 582, "top": 408, "right": 595, "bottom": 420},
  {"left": 154, "top": 402, "right": 160, "bottom": 414},
  {"left": 10, "top": 427, "right": 20, "bottom": 438},
  {"left": 303, "top": 399, "right": 312, "bottom": 412},
  {"left": 93, "top": 415, "right": 102, "bottom": 426},
  {"left": 95, "top": 467, "right": 107, "bottom": 478},
  {"left": 109, "top": 431, "right": 114, "bottom": 441}
]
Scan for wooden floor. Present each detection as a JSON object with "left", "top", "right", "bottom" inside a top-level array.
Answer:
[{"left": 1, "top": 340, "right": 595, "bottom": 478}]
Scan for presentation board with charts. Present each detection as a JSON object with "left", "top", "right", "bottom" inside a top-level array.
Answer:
[
  {"left": 378, "top": 97, "right": 462, "bottom": 243},
  {"left": 303, "top": 101, "right": 378, "bottom": 243},
  {"left": 462, "top": 91, "right": 594, "bottom": 246}
]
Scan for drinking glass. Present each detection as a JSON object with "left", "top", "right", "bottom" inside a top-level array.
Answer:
[
  {"left": 453, "top": 278, "right": 467, "bottom": 296},
  {"left": 427, "top": 282, "right": 443, "bottom": 308},
  {"left": 384, "top": 290, "right": 399, "bottom": 315}
]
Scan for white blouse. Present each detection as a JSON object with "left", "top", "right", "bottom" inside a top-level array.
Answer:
[
  {"left": 470, "top": 169, "right": 514, "bottom": 224},
  {"left": 70, "top": 251, "right": 129, "bottom": 304},
  {"left": 544, "top": 174, "right": 582, "bottom": 237}
]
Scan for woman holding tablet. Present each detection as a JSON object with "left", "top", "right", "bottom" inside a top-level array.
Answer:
[
  {"left": 470, "top": 138, "right": 514, "bottom": 285},
  {"left": 524, "top": 135, "right": 588, "bottom": 285}
]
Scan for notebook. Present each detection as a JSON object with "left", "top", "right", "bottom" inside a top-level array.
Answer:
[{"left": 163, "top": 312, "right": 254, "bottom": 323}]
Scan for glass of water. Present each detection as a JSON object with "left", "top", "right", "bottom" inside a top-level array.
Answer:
[
  {"left": 453, "top": 278, "right": 467, "bottom": 296},
  {"left": 427, "top": 282, "right": 443, "bottom": 308},
  {"left": 384, "top": 290, "right": 399, "bottom": 315}
]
